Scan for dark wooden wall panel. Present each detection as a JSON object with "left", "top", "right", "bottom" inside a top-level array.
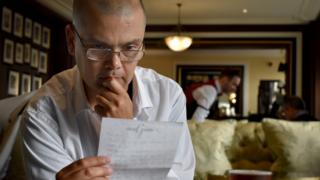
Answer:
[
  {"left": 303, "top": 17, "right": 320, "bottom": 119},
  {"left": 0, "top": 0, "right": 72, "bottom": 99}
]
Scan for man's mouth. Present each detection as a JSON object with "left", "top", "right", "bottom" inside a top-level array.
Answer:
[{"left": 100, "top": 70, "right": 124, "bottom": 78}]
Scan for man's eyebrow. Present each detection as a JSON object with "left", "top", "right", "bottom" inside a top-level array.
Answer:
[
  {"left": 122, "top": 39, "right": 143, "bottom": 46},
  {"left": 82, "top": 38, "right": 143, "bottom": 47},
  {"left": 124, "top": 39, "right": 142, "bottom": 45}
]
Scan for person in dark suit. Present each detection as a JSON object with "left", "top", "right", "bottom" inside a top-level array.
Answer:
[{"left": 280, "top": 95, "right": 317, "bottom": 121}]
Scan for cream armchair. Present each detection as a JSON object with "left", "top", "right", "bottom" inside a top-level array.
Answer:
[
  {"left": 188, "top": 119, "right": 320, "bottom": 180},
  {"left": 0, "top": 92, "right": 35, "bottom": 179}
]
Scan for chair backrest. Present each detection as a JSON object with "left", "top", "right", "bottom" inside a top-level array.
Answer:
[
  {"left": 0, "top": 116, "right": 23, "bottom": 179},
  {"left": 0, "top": 91, "right": 36, "bottom": 178},
  {"left": 0, "top": 92, "right": 35, "bottom": 133}
]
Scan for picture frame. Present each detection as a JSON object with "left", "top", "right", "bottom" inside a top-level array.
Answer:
[
  {"left": 3, "top": 39, "right": 14, "bottom": 64},
  {"left": 42, "top": 26, "right": 51, "bottom": 49},
  {"left": 13, "top": 12, "right": 23, "bottom": 37},
  {"left": 31, "top": 48, "right": 39, "bottom": 68},
  {"left": 2, "top": 7, "right": 12, "bottom": 33},
  {"left": 38, "top": 51, "right": 48, "bottom": 74},
  {"left": 15, "top": 42, "right": 24, "bottom": 64},
  {"left": 24, "top": 17, "right": 32, "bottom": 38},
  {"left": 21, "top": 73, "right": 31, "bottom": 94},
  {"left": 24, "top": 43, "right": 31, "bottom": 63},
  {"left": 33, "top": 22, "right": 41, "bottom": 45},
  {"left": 8, "top": 70, "right": 20, "bottom": 96},
  {"left": 32, "top": 76, "right": 42, "bottom": 90}
]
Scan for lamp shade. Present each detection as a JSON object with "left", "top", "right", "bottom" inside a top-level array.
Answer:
[{"left": 165, "top": 35, "right": 192, "bottom": 52}]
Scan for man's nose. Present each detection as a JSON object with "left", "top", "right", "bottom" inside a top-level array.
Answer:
[{"left": 105, "top": 52, "right": 122, "bottom": 69}]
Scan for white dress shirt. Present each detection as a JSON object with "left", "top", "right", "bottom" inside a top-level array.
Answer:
[
  {"left": 191, "top": 79, "right": 221, "bottom": 122},
  {"left": 21, "top": 66, "right": 195, "bottom": 180}
]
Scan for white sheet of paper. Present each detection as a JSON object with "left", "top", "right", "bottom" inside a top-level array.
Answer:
[{"left": 98, "top": 118, "right": 184, "bottom": 180}]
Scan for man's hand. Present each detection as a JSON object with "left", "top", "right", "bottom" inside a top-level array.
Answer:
[
  {"left": 56, "top": 156, "right": 112, "bottom": 180},
  {"left": 94, "top": 78, "right": 133, "bottom": 118}
]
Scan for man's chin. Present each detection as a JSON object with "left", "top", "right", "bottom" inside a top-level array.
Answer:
[{"left": 97, "top": 77, "right": 128, "bottom": 89}]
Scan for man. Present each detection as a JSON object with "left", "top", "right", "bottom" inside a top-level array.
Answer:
[
  {"left": 280, "top": 95, "right": 317, "bottom": 121},
  {"left": 20, "top": 0, "right": 195, "bottom": 179},
  {"left": 187, "top": 70, "right": 241, "bottom": 122}
]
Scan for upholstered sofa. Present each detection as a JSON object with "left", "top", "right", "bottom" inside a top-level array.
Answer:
[{"left": 188, "top": 119, "right": 320, "bottom": 180}]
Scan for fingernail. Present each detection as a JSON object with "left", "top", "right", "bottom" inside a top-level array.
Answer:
[
  {"left": 106, "top": 167, "right": 113, "bottom": 174},
  {"left": 104, "top": 156, "right": 111, "bottom": 163},
  {"left": 99, "top": 156, "right": 108, "bottom": 163}
]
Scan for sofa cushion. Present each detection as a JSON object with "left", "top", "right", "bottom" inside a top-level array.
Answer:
[
  {"left": 227, "top": 121, "right": 273, "bottom": 170},
  {"left": 262, "top": 118, "right": 320, "bottom": 178},
  {"left": 188, "top": 120, "right": 237, "bottom": 176}
]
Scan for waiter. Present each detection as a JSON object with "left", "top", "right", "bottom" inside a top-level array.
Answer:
[{"left": 186, "top": 70, "right": 241, "bottom": 122}]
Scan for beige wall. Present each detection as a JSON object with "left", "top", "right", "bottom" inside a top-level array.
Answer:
[{"left": 138, "top": 50, "right": 285, "bottom": 115}]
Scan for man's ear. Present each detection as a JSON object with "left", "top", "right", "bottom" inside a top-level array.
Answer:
[{"left": 65, "top": 24, "right": 75, "bottom": 56}]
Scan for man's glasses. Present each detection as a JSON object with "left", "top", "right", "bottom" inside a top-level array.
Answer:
[{"left": 72, "top": 25, "right": 145, "bottom": 62}]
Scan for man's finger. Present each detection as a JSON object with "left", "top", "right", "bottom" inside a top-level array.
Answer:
[
  {"left": 58, "top": 156, "right": 110, "bottom": 178},
  {"left": 96, "top": 94, "right": 118, "bottom": 110},
  {"left": 59, "top": 166, "right": 112, "bottom": 180},
  {"left": 75, "top": 166, "right": 112, "bottom": 178},
  {"left": 92, "top": 177, "right": 110, "bottom": 180},
  {"left": 102, "top": 78, "right": 126, "bottom": 95},
  {"left": 94, "top": 105, "right": 107, "bottom": 116}
]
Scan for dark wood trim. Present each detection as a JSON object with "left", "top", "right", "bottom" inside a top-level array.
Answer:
[
  {"left": 302, "top": 18, "right": 320, "bottom": 119},
  {"left": 146, "top": 24, "right": 305, "bottom": 32},
  {"left": 145, "top": 37, "right": 296, "bottom": 95}
]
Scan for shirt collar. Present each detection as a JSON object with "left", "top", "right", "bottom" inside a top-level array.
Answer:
[{"left": 132, "top": 67, "right": 153, "bottom": 111}]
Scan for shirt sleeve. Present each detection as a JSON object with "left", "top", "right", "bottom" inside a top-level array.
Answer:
[
  {"left": 20, "top": 103, "right": 73, "bottom": 180},
  {"left": 191, "top": 85, "right": 217, "bottom": 121},
  {"left": 167, "top": 87, "right": 195, "bottom": 180},
  {"left": 191, "top": 106, "right": 210, "bottom": 122}
]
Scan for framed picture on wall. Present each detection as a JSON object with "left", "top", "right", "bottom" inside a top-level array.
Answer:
[
  {"left": 33, "top": 22, "right": 41, "bottom": 45},
  {"left": 21, "top": 73, "right": 31, "bottom": 94},
  {"left": 38, "top": 51, "right": 48, "bottom": 73},
  {"left": 3, "top": 39, "right": 14, "bottom": 64},
  {"left": 42, "top": 26, "right": 51, "bottom": 49},
  {"left": 32, "top": 76, "right": 42, "bottom": 90},
  {"left": 2, "top": 7, "right": 12, "bottom": 33},
  {"left": 31, "top": 48, "right": 39, "bottom": 68},
  {"left": 24, "top": 17, "right": 32, "bottom": 38},
  {"left": 8, "top": 70, "right": 20, "bottom": 96},
  {"left": 15, "top": 42, "right": 24, "bottom": 64},
  {"left": 24, "top": 43, "right": 31, "bottom": 63},
  {"left": 13, "top": 12, "right": 23, "bottom": 37}
]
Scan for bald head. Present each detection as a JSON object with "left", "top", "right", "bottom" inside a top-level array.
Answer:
[{"left": 73, "top": 0, "right": 146, "bottom": 29}]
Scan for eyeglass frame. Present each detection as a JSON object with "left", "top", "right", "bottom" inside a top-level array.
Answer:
[{"left": 71, "top": 24, "right": 145, "bottom": 62}]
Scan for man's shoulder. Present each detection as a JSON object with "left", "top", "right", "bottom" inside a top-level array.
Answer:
[
  {"left": 194, "top": 84, "right": 217, "bottom": 93},
  {"left": 296, "top": 112, "right": 317, "bottom": 121},
  {"left": 27, "top": 67, "right": 78, "bottom": 110},
  {"left": 135, "top": 66, "right": 180, "bottom": 88}
]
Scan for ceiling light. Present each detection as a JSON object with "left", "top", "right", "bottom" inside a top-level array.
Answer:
[
  {"left": 165, "top": 3, "right": 192, "bottom": 52},
  {"left": 242, "top": 9, "right": 248, "bottom": 14}
]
